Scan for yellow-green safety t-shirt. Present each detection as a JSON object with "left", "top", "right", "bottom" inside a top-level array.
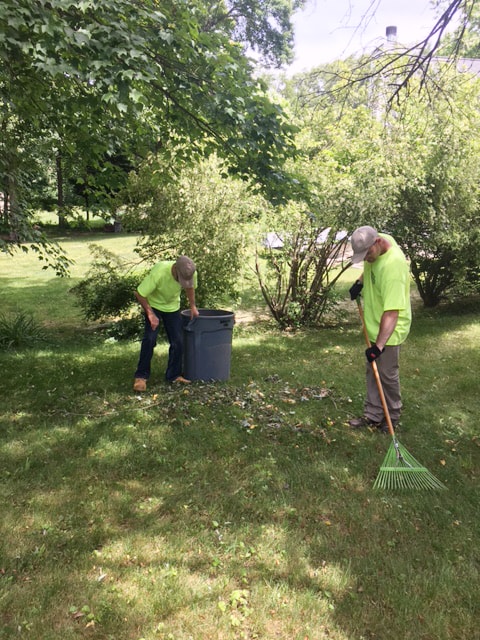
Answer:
[
  {"left": 137, "top": 261, "right": 198, "bottom": 312},
  {"left": 363, "top": 234, "right": 411, "bottom": 346}
]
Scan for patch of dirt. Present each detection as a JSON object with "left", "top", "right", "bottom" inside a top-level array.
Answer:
[{"left": 234, "top": 307, "right": 270, "bottom": 324}]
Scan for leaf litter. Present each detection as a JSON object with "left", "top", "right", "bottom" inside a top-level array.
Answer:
[{"left": 133, "top": 376, "right": 343, "bottom": 442}]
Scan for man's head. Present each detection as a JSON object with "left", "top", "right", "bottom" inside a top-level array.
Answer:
[
  {"left": 350, "top": 226, "right": 380, "bottom": 264},
  {"left": 174, "top": 256, "right": 196, "bottom": 288}
]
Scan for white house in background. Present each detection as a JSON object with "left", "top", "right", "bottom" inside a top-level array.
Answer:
[
  {"left": 383, "top": 25, "right": 480, "bottom": 78},
  {"left": 263, "top": 228, "right": 347, "bottom": 250},
  {"left": 264, "top": 231, "right": 284, "bottom": 249}
]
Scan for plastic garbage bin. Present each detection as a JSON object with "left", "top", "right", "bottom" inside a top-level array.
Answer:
[{"left": 181, "top": 309, "right": 235, "bottom": 381}]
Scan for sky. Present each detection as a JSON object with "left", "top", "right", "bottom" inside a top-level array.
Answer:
[{"left": 288, "top": 0, "right": 440, "bottom": 73}]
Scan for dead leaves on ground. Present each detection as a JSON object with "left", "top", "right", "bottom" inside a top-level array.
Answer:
[{"left": 134, "top": 377, "right": 338, "bottom": 442}]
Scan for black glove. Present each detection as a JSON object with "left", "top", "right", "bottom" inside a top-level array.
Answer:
[
  {"left": 365, "top": 345, "right": 385, "bottom": 362},
  {"left": 349, "top": 280, "right": 363, "bottom": 300}
]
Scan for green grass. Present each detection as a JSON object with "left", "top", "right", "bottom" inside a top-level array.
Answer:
[{"left": 0, "top": 237, "right": 479, "bottom": 639}]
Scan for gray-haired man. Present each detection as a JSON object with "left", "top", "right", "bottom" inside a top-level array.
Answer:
[{"left": 133, "top": 256, "right": 199, "bottom": 392}]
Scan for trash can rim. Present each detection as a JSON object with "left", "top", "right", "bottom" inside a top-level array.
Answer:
[{"left": 180, "top": 308, "right": 234, "bottom": 318}]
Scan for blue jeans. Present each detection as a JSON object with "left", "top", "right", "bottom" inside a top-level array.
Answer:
[{"left": 134, "top": 308, "right": 183, "bottom": 382}]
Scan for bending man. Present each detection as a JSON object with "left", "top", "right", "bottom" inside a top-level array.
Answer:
[{"left": 133, "top": 256, "right": 199, "bottom": 392}]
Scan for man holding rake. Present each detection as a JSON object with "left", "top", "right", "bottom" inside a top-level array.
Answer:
[{"left": 348, "top": 226, "right": 412, "bottom": 433}]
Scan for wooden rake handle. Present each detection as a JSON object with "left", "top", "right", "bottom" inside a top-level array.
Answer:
[{"left": 356, "top": 298, "right": 396, "bottom": 438}]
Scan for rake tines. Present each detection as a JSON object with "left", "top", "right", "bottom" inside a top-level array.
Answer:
[
  {"left": 373, "top": 439, "right": 446, "bottom": 491},
  {"left": 355, "top": 299, "right": 446, "bottom": 492}
]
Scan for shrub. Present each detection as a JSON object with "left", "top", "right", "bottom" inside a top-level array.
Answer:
[
  {"left": 104, "top": 314, "right": 145, "bottom": 341},
  {"left": 120, "top": 155, "right": 265, "bottom": 308},
  {"left": 70, "top": 244, "right": 143, "bottom": 321},
  {"left": 0, "top": 312, "right": 47, "bottom": 349}
]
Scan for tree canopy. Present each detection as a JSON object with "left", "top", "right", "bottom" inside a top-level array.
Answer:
[{"left": 1, "top": 0, "right": 304, "bottom": 257}]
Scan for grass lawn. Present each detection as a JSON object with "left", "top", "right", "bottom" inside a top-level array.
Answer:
[{"left": 0, "top": 236, "right": 479, "bottom": 640}]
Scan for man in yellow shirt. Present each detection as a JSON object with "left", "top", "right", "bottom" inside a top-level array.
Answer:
[
  {"left": 133, "top": 256, "right": 199, "bottom": 392},
  {"left": 348, "top": 226, "right": 411, "bottom": 432}
]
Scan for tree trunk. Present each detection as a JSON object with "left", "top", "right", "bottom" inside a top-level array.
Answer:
[{"left": 56, "top": 153, "right": 66, "bottom": 229}]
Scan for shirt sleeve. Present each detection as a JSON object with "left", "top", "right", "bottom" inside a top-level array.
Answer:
[{"left": 137, "top": 269, "right": 158, "bottom": 298}]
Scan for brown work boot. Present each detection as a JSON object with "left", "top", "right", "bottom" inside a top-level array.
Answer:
[
  {"left": 133, "top": 378, "right": 147, "bottom": 392},
  {"left": 172, "top": 375, "right": 191, "bottom": 384},
  {"left": 349, "top": 416, "right": 382, "bottom": 429}
]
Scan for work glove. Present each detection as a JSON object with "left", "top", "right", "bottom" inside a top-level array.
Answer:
[
  {"left": 365, "top": 345, "right": 385, "bottom": 363},
  {"left": 349, "top": 280, "right": 363, "bottom": 300}
]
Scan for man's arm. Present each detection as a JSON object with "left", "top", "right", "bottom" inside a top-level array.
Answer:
[
  {"left": 375, "top": 310, "right": 399, "bottom": 350},
  {"left": 185, "top": 287, "right": 199, "bottom": 319},
  {"left": 134, "top": 291, "right": 160, "bottom": 330}
]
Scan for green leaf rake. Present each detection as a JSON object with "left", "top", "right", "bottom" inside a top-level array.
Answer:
[{"left": 356, "top": 299, "right": 446, "bottom": 491}]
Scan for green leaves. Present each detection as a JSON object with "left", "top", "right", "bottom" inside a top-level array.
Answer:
[
  {"left": 122, "top": 155, "right": 266, "bottom": 307},
  {"left": 70, "top": 244, "right": 142, "bottom": 321},
  {"left": 382, "top": 68, "right": 480, "bottom": 305},
  {"left": 1, "top": 0, "right": 301, "bottom": 252},
  {"left": 0, "top": 312, "right": 47, "bottom": 349}
]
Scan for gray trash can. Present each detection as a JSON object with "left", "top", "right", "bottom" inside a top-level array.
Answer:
[{"left": 181, "top": 309, "right": 235, "bottom": 381}]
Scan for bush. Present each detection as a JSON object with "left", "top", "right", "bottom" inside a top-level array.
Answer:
[
  {"left": 120, "top": 155, "right": 265, "bottom": 309},
  {"left": 255, "top": 204, "right": 352, "bottom": 328},
  {"left": 0, "top": 312, "right": 47, "bottom": 349},
  {"left": 70, "top": 244, "right": 143, "bottom": 321},
  {"left": 104, "top": 314, "right": 145, "bottom": 341}
]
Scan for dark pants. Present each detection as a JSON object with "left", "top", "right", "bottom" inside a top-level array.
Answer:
[{"left": 134, "top": 308, "right": 183, "bottom": 382}]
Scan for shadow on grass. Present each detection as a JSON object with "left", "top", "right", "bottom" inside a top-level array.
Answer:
[{"left": 1, "top": 323, "right": 479, "bottom": 638}]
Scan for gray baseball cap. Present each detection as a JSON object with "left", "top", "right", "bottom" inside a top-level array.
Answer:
[
  {"left": 175, "top": 256, "right": 196, "bottom": 288},
  {"left": 350, "top": 226, "right": 379, "bottom": 263}
]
